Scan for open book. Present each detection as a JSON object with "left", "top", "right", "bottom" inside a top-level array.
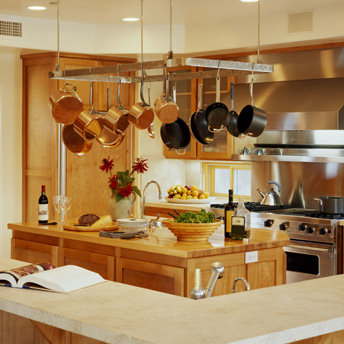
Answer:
[{"left": 0, "top": 263, "right": 105, "bottom": 293}]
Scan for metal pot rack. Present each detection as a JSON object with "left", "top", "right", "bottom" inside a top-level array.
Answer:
[{"left": 48, "top": 57, "right": 273, "bottom": 84}]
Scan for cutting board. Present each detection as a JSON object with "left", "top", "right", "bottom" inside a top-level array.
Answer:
[{"left": 63, "top": 221, "right": 119, "bottom": 232}]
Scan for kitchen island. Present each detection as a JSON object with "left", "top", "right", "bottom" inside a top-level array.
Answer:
[
  {"left": 8, "top": 222, "right": 289, "bottom": 297},
  {"left": 1, "top": 256, "right": 344, "bottom": 344}
]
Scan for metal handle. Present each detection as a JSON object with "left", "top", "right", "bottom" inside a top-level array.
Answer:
[
  {"left": 215, "top": 75, "right": 221, "bottom": 103},
  {"left": 287, "top": 244, "right": 332, "bottom": 253},
  {"left": 197, "top": 83, "right": 203, "bottom": 110},
  {"left": 313, "top": 197, "right": 323, "bottom": 206},
  {"left": 268, "top": 181, "right": 281, "bottom": 193},
  {"left": 117, "top": 80, "right": 124, "bottom": 109},
  {"left": 172, "top": 83, "right": 177, "bottom": 102},
  {"left": 230, "top": 82, "right": 235, "bottom": 111}
]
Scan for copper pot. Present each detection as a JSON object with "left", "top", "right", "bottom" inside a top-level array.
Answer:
[
  {"left": 154, "top": 75, "right": 179, "bottom": 124},
  {"left": 129, "top": 78, "right": 155, "bottom": 130},
  {"left": 73, "top": 110, "right": 104, "bottom": 140},
  {"left": 96, "top": 126, "right": 124, "bottom": 148},
  {"left": 48, "top": 84, "right": 84, "bottom": 125},
  {"left": 62, "top": 124, "right": 93, "bottom": 156}
]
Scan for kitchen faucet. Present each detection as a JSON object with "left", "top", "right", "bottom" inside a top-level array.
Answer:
[
  {"left": 231, "top": 277, "right": 250, "bottom": 293},
  {"left": 190, "top": 262, "right": 224, "bottom": 299},
  {"left": 141, "top": 181, "right": 162, "bottom": 219}
]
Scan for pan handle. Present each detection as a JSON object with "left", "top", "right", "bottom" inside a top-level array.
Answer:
[
  {"left": 197, "top": 83, "right": 203, "bottom": 110},
  {"left": 140, "top": 77, "right": 149, "bottom": 106},
  {"left": 208, "top": 124, "right": 226, "bottom": 133},
  {"left": 175, "top": 148, "right": 186, "bottom": 155},
  {"left": 215, "top": 75, "right": 221, "bottom": 103},
  {"left": 313, "top": 197, "right": 323, "bottom": 206},
  {"left": 230, "top": 82, "right": 235, "bottom": 111},
  {"left": 250, "top": 67, "right": 255, "bottom": 106}
]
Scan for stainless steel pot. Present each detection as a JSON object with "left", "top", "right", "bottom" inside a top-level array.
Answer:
[{"left": 314, "top": 196, "right": 344, "bottom": 214}]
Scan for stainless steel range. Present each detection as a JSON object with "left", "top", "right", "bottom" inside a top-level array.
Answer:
[{"left": 210, "top": 203, "right": 341, "bottom": 283}]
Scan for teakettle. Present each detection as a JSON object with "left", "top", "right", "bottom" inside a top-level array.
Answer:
[{"left": 257, "top": 181, "right": 283, "bottom": 206}]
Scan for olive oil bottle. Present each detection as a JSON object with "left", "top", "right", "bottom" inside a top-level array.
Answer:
[
  {"left": 231, "top": 199, "right": 251, "bottom": 240},
  {"left": 224, "top": 189, "right": 235, "bottom": 238}
]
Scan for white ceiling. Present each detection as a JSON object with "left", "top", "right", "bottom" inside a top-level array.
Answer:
[{"left": 0, "top": 0, "right": 342, "bottom": 26}]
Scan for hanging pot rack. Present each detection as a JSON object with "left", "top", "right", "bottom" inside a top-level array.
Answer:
[{"left": 49, "top": 57, "right": 273, "bottom": 84}]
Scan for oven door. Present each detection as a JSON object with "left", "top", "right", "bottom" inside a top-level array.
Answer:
[{"left": 284, "top": 240, "right": 336, "bottom": 284}]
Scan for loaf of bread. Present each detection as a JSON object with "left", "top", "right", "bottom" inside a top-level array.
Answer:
[{"left": 78, "top": 214, "right": 100, "bottom": 226}]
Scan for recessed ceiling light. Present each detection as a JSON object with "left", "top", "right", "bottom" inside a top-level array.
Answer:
[
  {"left": 122, "top": 17, "right": 139, "bottom": 22},
  {"left": 28, "top": 6, "right": 47, "bottom": 10}
]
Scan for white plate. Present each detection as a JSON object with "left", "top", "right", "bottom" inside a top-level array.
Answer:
[{"left": 164, "top": 196, "right": 216, "bottom": 204}]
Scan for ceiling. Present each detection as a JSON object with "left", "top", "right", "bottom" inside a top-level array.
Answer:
[{"left": 0, "top": 0, "right": 342, "bottom": 26}]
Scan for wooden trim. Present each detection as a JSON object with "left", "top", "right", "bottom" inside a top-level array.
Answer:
[{"left": 20, "top": 51, "right": 137, "bottom": 63}]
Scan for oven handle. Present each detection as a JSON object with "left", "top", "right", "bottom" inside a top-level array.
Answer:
[{"left": 286, "top": 244, "right": 332, "bottom": 253}]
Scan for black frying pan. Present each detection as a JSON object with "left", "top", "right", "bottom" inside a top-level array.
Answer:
[
  {"left": 160, "top": 117, "right": 190, "bottom": 150},
  {"left": 205, "top": 76, "right": 230, "bottom": 130},
  {"left": 190, "top": 84, "right": 214, "bottom": 145},
  {"left": 227, "top": 82, "right": 240, "bottom": 137}
]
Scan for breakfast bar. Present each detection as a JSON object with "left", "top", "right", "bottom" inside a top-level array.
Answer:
[
  {"left": 8, "top": 222, "right": 289, "bottom": 297},
  {"left": 1, "top": 257, "right": 344, "bottom": 344}
]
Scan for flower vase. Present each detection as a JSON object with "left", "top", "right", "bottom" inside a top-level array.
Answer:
[{"left": 109, "top": 195, "right": 135, "bottom": 220}]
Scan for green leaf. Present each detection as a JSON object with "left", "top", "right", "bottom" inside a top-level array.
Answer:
[{"left": 132, "top": 186, "right": 141, "bottom": 197}]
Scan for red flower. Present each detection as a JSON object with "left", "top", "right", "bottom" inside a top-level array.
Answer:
[
  {"left": 108, "top": 175, "right": 119, "bottom": 190},
  {"left": 118, "top": 184, "right": 133, "bottom": 197},
  {"left": 100, "top": 157, "right": 114, "bottom": 173},
  {"left": 132, "top": 158, "right": 148, "bottom": 174}
]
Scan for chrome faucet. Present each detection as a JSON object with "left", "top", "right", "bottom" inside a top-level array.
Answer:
[
  {"left": 231, "top": 277, "right": 250, "bottom": 293},
  {"left": 190, "top": 262, "right": 224, "bottom": 299},
  {"left": 142, "top": 180, "right": 162, "bottom": 219}
]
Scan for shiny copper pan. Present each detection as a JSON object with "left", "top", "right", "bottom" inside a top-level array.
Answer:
[
  {"left": 48, "top": 84, "right": 84, "bottom": 125},
  {"left": 62, "top": 124, "right": 93, "bottom": 156}
]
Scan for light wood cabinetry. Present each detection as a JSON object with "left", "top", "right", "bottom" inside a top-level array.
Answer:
[
  {"left": 9, "top": 223, "right": 288, "bottom": 297},
  {"left": 21, "top": 52, "right": 136, "bottom": 222}
]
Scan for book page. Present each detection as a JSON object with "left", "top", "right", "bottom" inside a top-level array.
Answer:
[
  {"left": 17, "top": 265, "right": 105, "bottom": 293},
  {"left": 3, "top": 264, "right": 44, "bottom": 281}
]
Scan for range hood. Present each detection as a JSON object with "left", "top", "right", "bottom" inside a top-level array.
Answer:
[{"left": 230, "top": 46, "right": 344, "bottom": 163}]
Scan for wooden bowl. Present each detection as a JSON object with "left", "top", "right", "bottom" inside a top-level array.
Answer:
[{"left": 162, "top": 219, "right": 223, "bottom": 242}]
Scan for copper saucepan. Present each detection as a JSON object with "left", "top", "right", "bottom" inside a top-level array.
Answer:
[
  {"left": 48, "top": 84, "right": 84, "bottom": 125},
  {"left": 62, "top": 124, "right": 93, "bottom": 156},
  {"left": 154, "top": 75, "right": 179, "bottom": 124},
  {"left": 73, "top": 82, "right": 104, "bottom": 140},
  {"left": 129, "top": 78, "right": 155, "bottom": 130}
]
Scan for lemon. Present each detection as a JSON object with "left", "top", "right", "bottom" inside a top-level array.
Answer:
[
  {"left": 191, "top": 190, "right": 199, "bottom": 197},
  {"left": 187, "top": 190, "right": 192, "bottom": 196},
  {"left": 91, "top": 215, "right": 113, "bottom": 227},
  {"left": 198, "top": 194, "right": 205, "bottom": 199},
  {"left": 186, "top": 195, "right": 193, "bottom": 199},
  {"left": 203, "top": 192, "right": 209, "bottom": 199},
  {"left": 190, "top": 185, "right": 199, "bottom": 192},
  {"left": 192, "top": 196, "right": 198, "bottom": 199},
  {"left": 173, "top": 194, "right": 181, "bottom": 199},
  {"left": 182, "top": 192, "right": 188, "bottom": 198}
]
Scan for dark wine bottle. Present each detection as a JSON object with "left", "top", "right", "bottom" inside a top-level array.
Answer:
[
  {"left": 38, "top": 185, "right": 48, "bottom": 224},
  {"left": 224, "top": 189, "right": 235, "bottom": 238}
]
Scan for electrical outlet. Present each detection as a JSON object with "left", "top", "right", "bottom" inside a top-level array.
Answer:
[{"left": 245, "top": 251, "right": 258, "bottom": 263}]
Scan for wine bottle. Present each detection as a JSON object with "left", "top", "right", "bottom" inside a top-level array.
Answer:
[
  {"left": 38, "top": 185, "right": 48, "bottom": 224},
  {"left": 224, "top": 189, "right": 236, "bottom": 238},
  {"left": 231, "top": 199, "right": 251, "bottom": 240}
]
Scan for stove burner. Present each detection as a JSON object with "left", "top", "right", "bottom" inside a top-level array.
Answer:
[
  {"left": 210, "top": 202, "right": 292, "bottom": 213},
  {"left": 306, "top": 212, "right": 344, "bottom": 220}
]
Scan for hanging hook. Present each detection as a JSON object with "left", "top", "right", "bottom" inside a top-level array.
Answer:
[
  {"left": 250, "top": 64, "right": 255, "bottom": 106},
  {"left": 216, "top": 60, "right": 221, "bottom": 79}
]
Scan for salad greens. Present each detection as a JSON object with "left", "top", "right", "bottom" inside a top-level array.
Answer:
[{"left": 175, "top": 209, "right": 216, "bottom": 223}]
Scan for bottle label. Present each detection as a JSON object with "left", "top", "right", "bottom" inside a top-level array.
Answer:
[
  {"left": 38, "top": 204, "right": 48, "bottom": 221},
  {"left": 231, "top": 216, "right": 245, "bottom": 240},
  {"left": 225, "top": 210, "right": 232, "bottom": 233}
]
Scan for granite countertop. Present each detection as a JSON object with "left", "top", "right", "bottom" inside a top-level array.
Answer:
[
  {"left": 8, "top": 222, "right": 290, "bottom": 258},
  {"left": 1, "top": 256, "right": 344, "bottom": 344}
]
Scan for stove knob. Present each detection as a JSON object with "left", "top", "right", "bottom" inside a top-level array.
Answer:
[
  {"left": 307, "top": 226, "right": 315, "bottom": 234},
  {"left": 319, "top": 228, "right": 328, "bottom": 236},
  {"left": 264, "top": 219, "right": 274, "bottom": 228},
  {"left": 279, "top": 222, "right": 289, "bottom": 231},
  {"left": 298, "top": 223, "right": 307, "bottom": 232}
]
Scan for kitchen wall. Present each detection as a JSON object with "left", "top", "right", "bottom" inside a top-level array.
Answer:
[{"left": 0, "top": 49, "right": 22, "bottom": 258}]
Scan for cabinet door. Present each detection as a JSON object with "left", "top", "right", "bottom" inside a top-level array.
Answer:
[
  {"left": 116, "top": 258, "right": 184, "bottom": 296},
  {"left": 197, "top": 72, "right": 235, "bottom": 160},
  {"left": 246, "top": 247, "right": 286, "bottom": 288},
  {"left": 22, "top": 56, "right": 58, "bottom": 222},
  {"left": 60, "top": 247, "right": 115, "bottom": 280},
  {"left": 163, "top": 67, "right": 197, "bottom": 159},
  {"left": 11, "top": 238, "right": 59, "bottom": 267}
]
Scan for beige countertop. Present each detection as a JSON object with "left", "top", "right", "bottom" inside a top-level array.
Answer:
[{"left": 1, "top": 256, "right": 344, "bottom": 344}]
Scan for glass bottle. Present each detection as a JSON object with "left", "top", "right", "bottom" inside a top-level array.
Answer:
[
  {"left": 231, "top": 199, "right": 251, "bottom": 240},
  {"left": 38, "top": 185, "right": 48, "bottom": 224},
  {"left": 224, "top": 189, "right": 235, "bottom": 238}
]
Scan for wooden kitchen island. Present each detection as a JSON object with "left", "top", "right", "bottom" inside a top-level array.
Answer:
[{"left": 8, "top": 222, "right": 289, "bottom": 297}]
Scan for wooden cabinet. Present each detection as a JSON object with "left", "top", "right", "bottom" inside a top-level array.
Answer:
[
  {"left": 21, "top": 52, "right": 136, "bottom": 222},
  {"left": 116, "top": 258, "right": 184, "bottom": 296}
]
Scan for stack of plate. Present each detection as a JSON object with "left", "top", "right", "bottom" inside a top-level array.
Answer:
[{"left": 117, "top": 218, "right": 149, "bottom": 230}]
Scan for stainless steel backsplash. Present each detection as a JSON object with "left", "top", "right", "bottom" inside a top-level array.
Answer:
[{"left": 251, "top": 161, "right": 344, "bottom": 209}]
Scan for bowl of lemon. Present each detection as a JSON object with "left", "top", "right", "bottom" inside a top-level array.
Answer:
[{"left": 165, "top": 184, "right": 214, "bottom": 204}]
